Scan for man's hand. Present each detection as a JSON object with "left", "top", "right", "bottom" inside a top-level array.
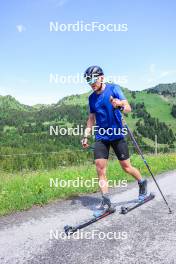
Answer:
[
  {"left": 110, "top": 96, "right": 123, "bottom": 108},
  {"left": 110, "top": 96, "right": 131, "bottom": 113},
  {"left": 81, "top": 137, "right": 89, "bottom": 148}
]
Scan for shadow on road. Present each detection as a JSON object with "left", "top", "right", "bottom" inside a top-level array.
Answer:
[{"left": 70, "top": 195, "right": 139, "bottom": 211}]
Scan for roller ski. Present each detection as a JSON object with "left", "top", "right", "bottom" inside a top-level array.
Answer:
[
  {"left": 121, "top": 179, "right": 155, "bottom": 214},
  {"left": 64, "top": 194, "right": 115, "bottom": 236}
]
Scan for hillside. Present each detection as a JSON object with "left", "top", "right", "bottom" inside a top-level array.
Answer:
[
  {"left": 0, "top": 95, "right": 32, "bottom": 111},
  {"left": 145, "top": 83, "right": 176, "bottom": 105},
  {"left": 145, "top": 83, "right": 176, "bottom": 94},
  {"left": 56, "top": 85, "right": 176, "bottom": 135},
  {"left": 0, "top": 83, "right": 175, "bottom": 171}
]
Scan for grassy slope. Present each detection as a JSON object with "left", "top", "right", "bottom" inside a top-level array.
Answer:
[
  {"left": 0, "top": 153, "right": 176, "bottom": 216},
  {"left": 133, "top": 92, "right": 176, "bottom": 131},
  {"left": 58, "top": 88, "right": 176, "bottom": 138},
  {"left": 57, "top": 92, "right": 91, "bottom": 106},
  {"left": 1, "top": 87, "right": 175, "bottom": 142}
]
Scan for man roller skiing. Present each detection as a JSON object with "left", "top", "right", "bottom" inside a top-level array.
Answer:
[{"left": 81, "top": 66, "right": 148, "bottom": 217}]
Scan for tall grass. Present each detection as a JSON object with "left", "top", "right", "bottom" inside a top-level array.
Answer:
[{"left": 0, "top": 153, "right": 175, "bottom": 216}]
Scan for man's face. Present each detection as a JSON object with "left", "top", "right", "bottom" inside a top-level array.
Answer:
[{"left": 89, "top": 76, "right": 104, "bottom": 91}]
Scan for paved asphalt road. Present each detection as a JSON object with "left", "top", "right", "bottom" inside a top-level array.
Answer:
[{"left": 0, "top": 170, "right": 176, "bottom": 264}]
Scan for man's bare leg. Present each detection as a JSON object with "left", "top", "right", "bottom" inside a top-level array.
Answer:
[
  {"left": 119, "top": 159, "right": 142, "bottom": 181},
  {"left": 93, "top": 159, "right": 115, "bottom": 217},
  {"left": 95, "top": 159, "right": 108, "bottom": 194},
  {"left": 119, "top": 158, "right": 148, "bottom": 199}
]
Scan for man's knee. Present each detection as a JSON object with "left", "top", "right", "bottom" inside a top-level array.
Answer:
[
  {"left": 122, "top": 164, "right": 132, "bottom": 174},
  {"left": 95, "top": 160, "right": 106, "bottom": 175}
]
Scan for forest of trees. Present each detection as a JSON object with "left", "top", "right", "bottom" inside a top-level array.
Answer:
[
  {"left": 131, "top": 102, "right": 175, "bottom": 145},
  {"left": 0, "top": 91, "right": 175, "bottom": 172},
  {"left": 146, "top": 83, "right": 176, "bottom": 97},
  {"left": 171, "top": 105, "right": 176, "bottom": 118}
]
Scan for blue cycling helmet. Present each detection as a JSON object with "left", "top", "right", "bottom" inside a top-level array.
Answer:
[{"left": 84, "top": 66, "right": 104, "bottom": 84}]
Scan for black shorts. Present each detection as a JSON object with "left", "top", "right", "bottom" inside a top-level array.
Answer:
[{"left": 94, "top": 139, "right": 130, "bottom": 161}]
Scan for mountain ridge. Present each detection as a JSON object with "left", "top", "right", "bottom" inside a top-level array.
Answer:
[{"left": 1, "top": 82, "right": 176, "bottom": 109}]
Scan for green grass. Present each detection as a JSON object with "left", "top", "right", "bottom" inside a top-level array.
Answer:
[
  {"left": 58, "top": 92, "right": 91, "bottom": 106},
  {"left": 0, "top": 153, "right": 176, "bottom": 216},
  {"left": 131, "top": 91, "right": 176, "bottom": 131},
  {"left": 60, "top": 88, "right": 176, "bottom": 137}
]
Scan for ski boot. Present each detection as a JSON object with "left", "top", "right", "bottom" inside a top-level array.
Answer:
[
  {"left": 93, "top": 194, "right": 115, "bottom": 218},
  {"left": 138, "top": 179, "right": 148, "bottom": 201}
]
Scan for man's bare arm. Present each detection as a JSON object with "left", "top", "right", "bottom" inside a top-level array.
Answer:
[
  {"left": 82, "top": 113, "right": 95, "bottom": 148},
  {"left": 84, "top": 113, "right": 96, "bottom": 138}
]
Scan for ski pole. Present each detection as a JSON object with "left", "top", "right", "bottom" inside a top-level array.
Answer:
[{"left": 122, "top": 117, "right": 173, "bottom": 214}]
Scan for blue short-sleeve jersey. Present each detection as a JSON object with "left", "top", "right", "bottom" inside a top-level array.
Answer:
[{"left": 89, "top": 83, "right": 126, "bottom": 141}]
